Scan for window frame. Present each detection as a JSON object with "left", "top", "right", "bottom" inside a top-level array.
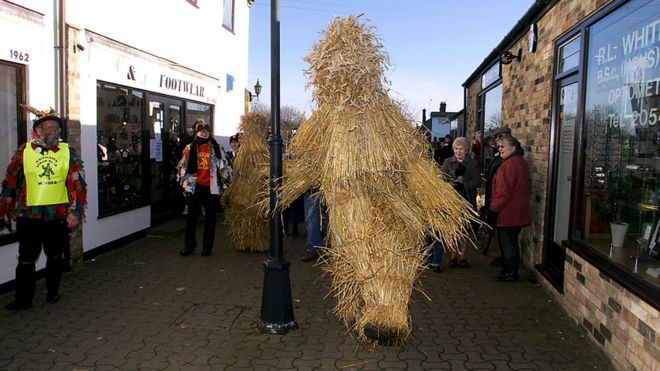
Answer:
[
  {"left": 222, "top": 0, "right": 235, "bottom": 32},
  {"left": 477, "top": 64, "right": 503, "bottom": 173},
  {"left": 0, "top": 61, "right": 27, "bottom": 246}
]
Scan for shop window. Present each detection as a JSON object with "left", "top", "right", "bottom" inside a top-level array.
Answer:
[
  {"left": 184, "top": 101, "right": 212, "bottom": 145},
  {"left": 481, "top": 84, "right": 503, "bottom": 172},
  {"left": 577, "top": 0, "right": 660, "bottom": 287},
  {"left": 0, "top": 62, "right": 24, "bottom": 237},
  {"left": 481, "top": 62, "right": 500, "bottom": 89},
  {"left": 558, "top": 36, "right": 581, "bottom": 74},
  {"left": 96, "top": 82, "right": 145, "bottom": 216},
  {"left": 223, "top": 0, "right": 235, "bottom": 32}
]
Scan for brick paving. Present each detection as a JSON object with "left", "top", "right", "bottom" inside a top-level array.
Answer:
[{"left": 0, "top": 217, "right": 614, "bottom": 370}]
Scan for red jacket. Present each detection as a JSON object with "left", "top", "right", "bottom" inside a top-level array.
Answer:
[{"left": 490, "top": 153, "right": 530, "bottom": 227}]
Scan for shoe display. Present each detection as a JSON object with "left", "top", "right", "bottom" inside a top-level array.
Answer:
[
  {"left": 179, "top": 248, "right": 194, "bottom": 256},
  {"left": 300, "top": 251, "right": 320, "bottom": 262},
  {"left": 5, "top": 300, "right": 32, "bottom": 311},
  {"left": 458, "top": 259, "right": 468, "bottom": 268},
  {"left": 448, "top": 258, "right": 458, "bottom": 268}
]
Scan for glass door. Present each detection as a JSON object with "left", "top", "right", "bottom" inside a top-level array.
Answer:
[
  {"left": 542, "top": 76, "right": 579, "bottom": 291},
  {"left": 147, "top": 96, "right": 184, "bottom": 221}
]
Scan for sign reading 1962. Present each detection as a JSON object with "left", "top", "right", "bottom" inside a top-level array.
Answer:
[{"left": 9, "top": 50, "right": 29, "bottom": 63}]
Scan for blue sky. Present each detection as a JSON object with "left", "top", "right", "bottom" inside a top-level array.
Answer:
[{"left": 248, "top": 0, "right": 533, "bottom": 124}]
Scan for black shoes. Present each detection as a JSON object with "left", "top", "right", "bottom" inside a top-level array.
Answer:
[
  {"left": 301, "top": 251, "right": 320, "bottom": 262},
  {"left": 433, "top": 265, "right": 442, "bottom": 273},
  {"left": 181, "top": 248, "right": 212, "bottom": 256},
  {"left": 46, "top": 294, "right": 60, "bottom": 303},
  {"left": 5, "top": 300, "right": 32, "bottom": 311},
  {"left": 179, "top": 248, "right": 194, "bottom": 256},
  {"left": 495, "top": 273, "right": 518, "bottom": 282},
  {"left": 448, "top": 258, "right": 468, "bottom": 268}
]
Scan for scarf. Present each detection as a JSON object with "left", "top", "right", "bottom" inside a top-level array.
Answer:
[{"left": 185, "top": 137, "right": 221, "bottom": 175}]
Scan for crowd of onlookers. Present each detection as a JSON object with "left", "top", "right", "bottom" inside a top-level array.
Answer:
[{"left": 427, "top": 128, "right": 530, "bottom": 282}]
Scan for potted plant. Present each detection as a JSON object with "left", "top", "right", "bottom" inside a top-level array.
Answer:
[{"left": 607, "top": 175, "right": 639, "bottom": 248}]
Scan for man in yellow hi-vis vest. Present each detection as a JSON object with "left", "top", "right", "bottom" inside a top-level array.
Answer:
[{"left": 0, "top": 109, "right": 87, "bottom": 311}]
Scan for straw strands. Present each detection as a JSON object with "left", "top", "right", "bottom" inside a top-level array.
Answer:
[
  {"left": 221, "top": 112, "right": 270, "bottom": 252},
  {"left": 279, "top": 16, "right": 480, "bottom": 345}
]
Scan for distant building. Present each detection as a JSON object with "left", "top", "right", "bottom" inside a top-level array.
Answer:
[{"left": 422, "top": 102, "right": 457, "bottom": 141}]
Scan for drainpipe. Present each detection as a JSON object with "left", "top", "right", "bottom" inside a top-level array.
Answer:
[{"left": 54, "top": 0, "right": 66, "bottom": 126}]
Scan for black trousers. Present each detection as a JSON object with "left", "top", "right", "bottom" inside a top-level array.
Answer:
[
  {"left": 497, "top": 226, "right": 522, "bottom": 278},
  {"left": 184, "top": 185, "right": 219, "bottom": 252},
  {"left": 15, "top": 218, "right": 68, "bottom": 304}
]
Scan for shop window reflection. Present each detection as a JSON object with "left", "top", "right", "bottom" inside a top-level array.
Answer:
[{"left": 481, "top": 84, "right": 503, "bottom": 174}]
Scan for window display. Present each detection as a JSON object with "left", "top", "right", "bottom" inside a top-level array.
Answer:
[
  {"left": 577, "top": 0, "right": 659, "bottom": 286},
  {"left": 97, "top": 82, "right": 145, "bottom": 215}
]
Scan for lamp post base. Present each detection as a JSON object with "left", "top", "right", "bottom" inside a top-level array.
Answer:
[{"left": 258, "top": 258, "right": 298, "bottom": 334}]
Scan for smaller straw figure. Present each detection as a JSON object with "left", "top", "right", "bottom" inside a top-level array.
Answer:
[{"left": 221, "top": 112, "right": 270, "bottom": 252}]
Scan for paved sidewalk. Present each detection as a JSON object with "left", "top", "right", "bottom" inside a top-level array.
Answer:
[{"left": 0, "top": 217, "right": 613, "bottom": 370}]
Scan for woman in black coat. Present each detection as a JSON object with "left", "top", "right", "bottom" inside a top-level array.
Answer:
[{"left": 441, "top": 137, "right": 481, "bottom": 268}]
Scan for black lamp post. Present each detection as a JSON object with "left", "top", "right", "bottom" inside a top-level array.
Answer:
[
  {"left": 258, "top": 0, "right": 297, "bottom": 335},
  {"left": 249, "top": 79, "right": 262, "bottom": 102}
]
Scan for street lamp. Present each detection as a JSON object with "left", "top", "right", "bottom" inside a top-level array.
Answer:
[
  {"left": 249, "top": 79, "right": 263, "bottom": 102},
  {"left": 258, "top": 0, "right": 297, "bottom": 335}
]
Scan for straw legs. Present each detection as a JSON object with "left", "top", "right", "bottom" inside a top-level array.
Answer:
[
  {"left": 181, "top": 185, "right": 219, "bottom": 256},
  {"left": 496, "top": 226, "right": 522, "bottom": 282},
  {"left": 301, "top": 193, "right": 322, "bottom": 262},
  {"left": 5, "top": 218, "right": 67, "bottom": 310},
  {"left": 425, "top": 235, "right": 443, "bottom": 273}
]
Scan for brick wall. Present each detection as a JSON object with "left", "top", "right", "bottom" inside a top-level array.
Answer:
[
  {"left": 465, "top": 0, "right": 658, "bottom": 368},
  {"left": 562, "top": 251, "right": 659, "bottom": 370}
]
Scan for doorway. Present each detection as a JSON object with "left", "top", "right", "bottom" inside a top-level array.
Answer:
[
  {"left": 541, "top": 76, "right": 580, "bottom": 291},
  {"left": 147, "top": 95, "right": 184, "bottom": 221}
]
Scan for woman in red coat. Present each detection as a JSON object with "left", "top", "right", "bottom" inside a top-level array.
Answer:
[{"left": 486, "top": 134, "right": 530, "bottom": 282}]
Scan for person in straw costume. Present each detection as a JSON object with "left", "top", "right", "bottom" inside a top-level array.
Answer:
[
  {"left": 278, "top": 15, "right": 480, "bottom": 345},
  {"left": 222, "top": 112, "right": 270, "bottom": 252}
]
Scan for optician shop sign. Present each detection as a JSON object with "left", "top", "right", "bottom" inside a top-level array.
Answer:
[{"left": 588, "top": 4, "right": 659, "bottom": 129}]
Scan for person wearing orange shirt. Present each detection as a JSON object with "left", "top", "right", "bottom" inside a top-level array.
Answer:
[{"left": 177, "top": 119, "right": 225, "bottom": 256}]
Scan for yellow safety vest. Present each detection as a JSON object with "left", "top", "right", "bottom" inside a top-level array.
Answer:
[{"left": 24, "top": 143, "right": 70, "bottom": 206}]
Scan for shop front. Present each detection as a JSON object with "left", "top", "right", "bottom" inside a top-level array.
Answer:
[
  {"left": 463, "top": 0, "right": 659, "bottom": 368},
  {"left": 75, "top": 31, "right": 219, "bottom": 253},
  {"left": 95, "top": 83, "right": 213, "bottom": 221}
]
